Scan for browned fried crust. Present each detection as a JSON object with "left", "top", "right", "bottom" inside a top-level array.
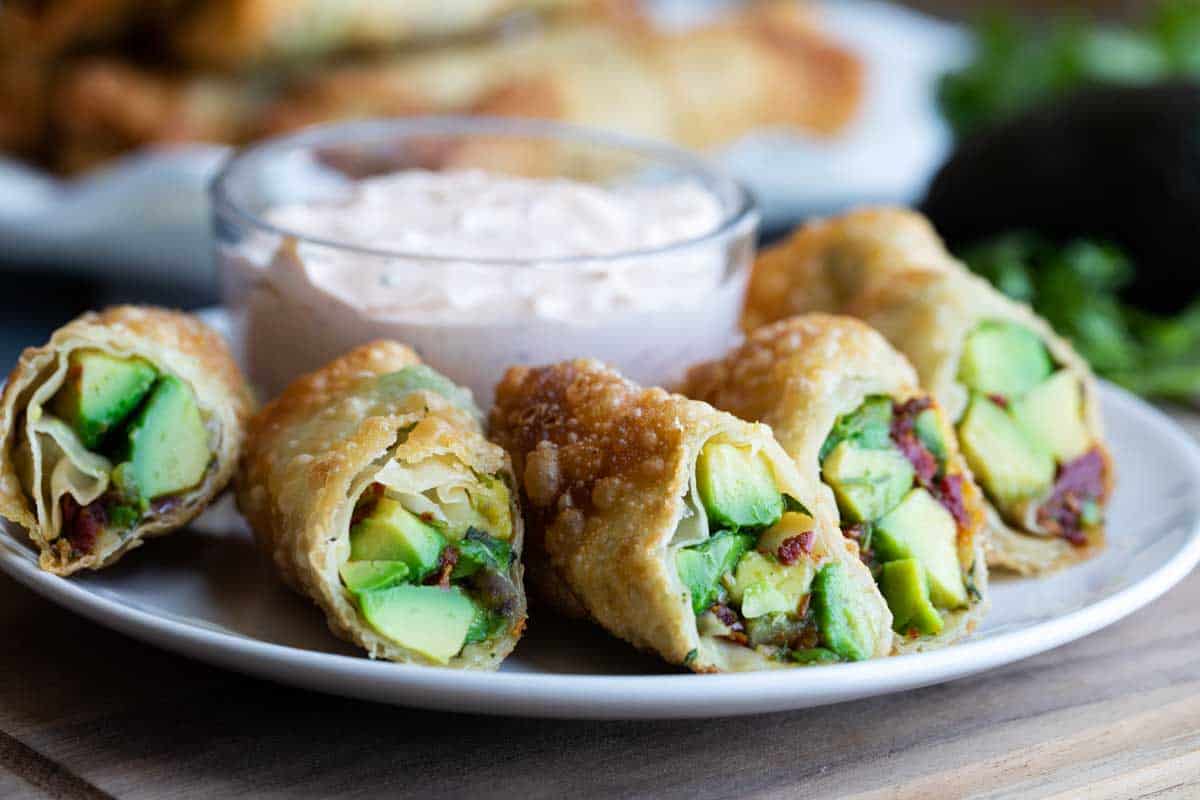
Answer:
[
  {"left": 743, "top": 208, "right": 1113, "bottom": 574},
  {"left": 489, "top": 358, "right": 892, "bottom": 670},
  {"left": 237, "top": 340, "right": 525, "bottom": 667},
  {"left": 0, "top": 306, "right": 252, "bottom": 573},
  {"left": 684, "top": 314, "right": 990, "bottom": 650}
]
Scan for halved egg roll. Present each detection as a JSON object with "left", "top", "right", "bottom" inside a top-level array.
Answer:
[
  {"left": 237, "top": 341, "right": 525, "bottom": 668},
  {"left": 745, "top": 208, "right": 1113, "bottom": 574},
  {"left": 685, "top": 314, "right": 989, "bottom": 651},
  {"left": 489, "top": 359, "right": 892, "bottom": 672},
  {"left": 0, "top": 306, "right": 250, "bottom": 575}
]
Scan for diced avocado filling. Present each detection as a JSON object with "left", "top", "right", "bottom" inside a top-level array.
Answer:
[
  {"left": 812, "top": 562, "right": 878, "bottom": 661},
  {"left": 956, "top": 322, "right": 1104, "bottom": 541},
  {"left": 46, "top": 354, "right": 214, "bottom": 554},
  {"left": 676, "top": 439, "right": 876, "bottom": 664},
  {"left": 817, "top": 396, "right": 974, "bottom": 639},
  {"left": 342, "top": 473, "right": 518, "bottom": 662},
  {"left": 50, "top": 350, "right": 157, "bottom": 449}
]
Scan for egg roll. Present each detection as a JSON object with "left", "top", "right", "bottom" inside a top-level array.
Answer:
[
  {"left": 237, "top": 341, "right": 525, "bottom": 668},
  {"left": 685, "top": 314, "right": 989, "bottom": 651},
  {"left": 489, "top": 359, "right": 892, "bottom": 672},
  {"left": 0, "top": 306, "right": 251, "bottom": 575},
  {"left": 745, "top": 208, "right": 1113, "bottom": 574}
]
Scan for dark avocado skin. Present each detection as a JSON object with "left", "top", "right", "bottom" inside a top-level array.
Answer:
[{"left": 921, "top": 81, "right": 1200, "bottom": 313}]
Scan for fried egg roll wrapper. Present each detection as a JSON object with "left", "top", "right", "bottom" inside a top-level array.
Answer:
[
  {"left": 236, "top": 341, "right": 526, "bottom": 668},
  {"left": 684, "top": 314, "right": 989, "bottom": 651},
  {"left": 490, "top": 359, "right": 892, "bottom": 672},
  {"left": 744, "top": 208, "right": 1113, "bottom": 574},
  {"left": 0, "top": 306, "right": 251, "bottom": 575}
]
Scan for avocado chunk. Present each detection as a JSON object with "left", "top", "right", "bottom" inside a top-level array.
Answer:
[
  {"left": 357, "top": 584, "right": 475, "bottom": 663},
  {"left": 958, "top": 321, "right": 1053, "bottom": 398},
  {"left": 821, "top": 440, "right": 915, "bottom": 524},
  {"left": 695, "top": 442, "right": 783, "bottom": 531},
  {"left": 350, "top": 497, "right": 446, "bottom": 581},
  {"left": 820, "top": 395, "right": 894, "bottom": 461},
  {"left": 880, "top": 558, "right": 944, "bottom": 635},
  {"left": 1012, "top": 370, "right": 1092, "bottom": 463},
  {"left": 812, "top": 562, "right": 878, "bottom": 662},
  {"left": 50, "top": 350, "right": 157, "bottom": 449},
  {"left": 339, "top": 560, "right": 411, "bottom": 594},
  {"left": 676, "top": 531, "right": 754, "bottom": 615},
  {"left": 114, "top": 376, "right": 209, "bottom": 502},
  {"left": 958, "top": 394, "right": 1055, "bottom": 514},
  {"left": 464, "top": 604, "right": 506, "bottom": 646},
  {"left": 728, "top": 550, "right": 814, "bottom": 618},
  {"left": 913, "top": 408, "right": 949, "bottom": 467},
  {"left": 873, "top": 488, "right": 968, "bottom": 609}
]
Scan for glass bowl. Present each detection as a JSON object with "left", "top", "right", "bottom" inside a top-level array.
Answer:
[{"left": 211, "top": 116, "right": 759, "bottom": 406}]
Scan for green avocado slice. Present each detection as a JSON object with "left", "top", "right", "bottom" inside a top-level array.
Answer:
[
  {"left": 112, "top": 376, "right": 210, "bottom": 502},
  {"left": 50, "top": 350, "right": 157, "bottom": 449},
  {"left": 349, "top": 497, "right": 446, "bottom": 582},
  {"left": 812, "top": 562, "right": 877, "bottom": 662},
  {"left": 958, "top": 394, "right": 1055, "bottom": 515},
  {"left": 676, "top": 531, "right": 754, "bottom": 615},
  {"left": 340, "top": 561, "right": 411, "bottom": 594},
  {"left": 958, "top": 320, "right": 1053, "bottom": 398},
  {"left": 695, "top": 442, "right": 783, "bottom": 531},
  {"left": 873, "top": 488, "right": 968, "bottom": 610},
  {"left": 821, "top": 440, "right": 915, "bottom": 524},
  {"left": 880, "top": 558, "right": 944, "bottom": 635},
  {"left": 358, "top": 585, "right": 475, "bottom": 663}
]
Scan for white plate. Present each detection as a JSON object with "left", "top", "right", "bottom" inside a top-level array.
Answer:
[{"left": 2, "top": 383, "right": 1199, "bottom": 719}]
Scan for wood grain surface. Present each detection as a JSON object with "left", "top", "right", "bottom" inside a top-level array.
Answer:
[{"left": 0, "top": 412, "right": 1197, "bottom": 799}]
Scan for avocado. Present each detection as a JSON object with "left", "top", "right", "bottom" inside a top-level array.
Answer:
[
  {"left": 339, "top": 560, "right": 411, "bottom": 594},
  {"left": 1012, "top": 370, "right": 1091, "bottom": 463},
  {"left": 675, "top": 531, "right": 754, "bottom": 615},
  {"left": 50, "top": 350, "right": 157, "bottom": 450},
  {"left": 450, "top": 529, "right": 512, "bottom": 579},
  {"left": 820, "top": 395, "right": 893, "bottom": 462},
  {"left": 695, "top": 442, "right": 783, "bottom": 530},
  {"left": 873, "top": 488, "right": 967, "bottom": 610},
  {"left": 880, "top": 558, "right": 944, "bottom": 635},
  {"left": 958, "top": 321, "right": 1053, "bottom": 398},
  {"left": 350, "top": 497, "right": 446, "bottom": 581},
  {"left": 821, "top": 440, "right": 915, "bottom": 524},
  {"left": 728, "top": 550, "right": 814, "bottom": 618},
  {"left": 958, "top": 393, "right": 1055, "bottom": 514},
  {"left": 756, "top": 511, "right": 815, "bottom": 556},
  {"left": 357, "top": 584, "right": 475, "bottom": 663},
  {"left": 913, "top": 408, "right": 949, "bottom": 467},
  {"left": 812, "top": 562, "right": 878, "bottom": 662},
  {"left": 113, "top": 376, "right": 210, "bottom": 502}
]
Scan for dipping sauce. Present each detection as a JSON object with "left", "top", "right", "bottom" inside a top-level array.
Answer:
[{"left": 222, "top": 168, "right": 757, "bottom": 406}]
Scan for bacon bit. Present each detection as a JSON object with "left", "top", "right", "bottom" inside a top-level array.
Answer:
[
  {"left": 891, "top": 397, "right": 939, "bottom": 487},
  {"left": 794, "top": 622, "right": 820, "bottom": 650},
  {"left": 427, "top": 546, "right": 459, "bottom": 588},
  {"left": 711, "top": 603, "right": 742, "bottom": 629},
  {"left": 350, "top": 483, "right": 385, "bottom": 525},
  {"left": 60, "top": 495, "right": 102, "bottom": 554},
  {"left": 988, "top": 394, "right": 1009, "bottom": 409},
  {"left": 777, "top": 532, "right": 814, "bottom": 565},
  {"left": 1037, "top": 449, "right": 1106, "bottom": 545},
  {"left": 935, "top": 474, "right": 971, "bottom": 530}
]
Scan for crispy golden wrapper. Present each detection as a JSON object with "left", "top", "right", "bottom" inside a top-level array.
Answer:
[
  {"left": 0, "top": 306, "right": 251, "bottom": 575},
  {"left": 489, "top": 358, "right": 892, "bottom": 672},
  {"left": 237, "top": 341, "right": 526, "bottom": 668},
  {"left": 744, "top": 208, "right": 1114, "bottom": 574},
  {"left": 684, "top": 314, "right": 990, "bottom": 651}
]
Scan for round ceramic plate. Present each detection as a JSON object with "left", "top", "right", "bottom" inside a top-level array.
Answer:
[{"left": 2, "top": 383, "right": 1199, "bottom": 719}]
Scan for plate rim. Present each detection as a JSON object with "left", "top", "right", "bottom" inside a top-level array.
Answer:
[{"left": 3, "top": 382, "right": 1199, "bottom": 719}]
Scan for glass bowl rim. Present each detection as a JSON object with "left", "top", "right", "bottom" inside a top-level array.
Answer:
[{"left": 209, "top": 115, "right": 759, "bottom": 267}]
